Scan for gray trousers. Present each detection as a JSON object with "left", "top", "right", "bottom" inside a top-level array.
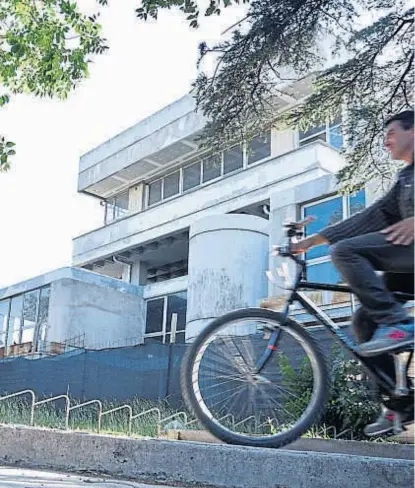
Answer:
[
  {"left": 331, "top": 232, "right": 414, "bottom": 326},
  {"left": 330, "top": 233, "right": 414, "bottom": 411}
]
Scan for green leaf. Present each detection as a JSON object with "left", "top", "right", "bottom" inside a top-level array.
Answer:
[{"left": 0, "top": 0, "right": 107, "bottom": 171}]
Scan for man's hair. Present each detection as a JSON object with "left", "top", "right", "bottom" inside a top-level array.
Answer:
[{"left": 385, "top": 110, "right": 414, "bottom": 130}]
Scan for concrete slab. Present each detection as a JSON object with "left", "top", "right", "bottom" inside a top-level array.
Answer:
[
  {"left": 0, "top": 466, "right": 184, "bottom": 488},
  {"left": 167, "top": 429, "right": 414, "bottom": 460},
  {"left": 0, "top": 425, "right": 413, "bottom": 488}
]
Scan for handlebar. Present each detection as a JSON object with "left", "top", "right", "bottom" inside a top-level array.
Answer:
[{"left": 272, "top": 216, "right": 315, "bottom": 260}]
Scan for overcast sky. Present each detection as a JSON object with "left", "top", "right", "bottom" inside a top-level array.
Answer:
[{"left": 0, "top": 0, "right": 247, "bottom": 288}]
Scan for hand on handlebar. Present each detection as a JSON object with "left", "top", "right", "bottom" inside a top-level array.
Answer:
[
  {"left": 272, "top": 216, "right": 317, "bottom": 256},
  {"left": 272, "top": 238, "right": 313, "bottom": 256}
]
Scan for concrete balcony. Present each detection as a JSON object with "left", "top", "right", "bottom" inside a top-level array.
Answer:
[
  {"left": 72, "top": 141, "right": 344, "bottom": 266},
  {"left": 79, "top": 95, "right": 206, "bottom": 197}
]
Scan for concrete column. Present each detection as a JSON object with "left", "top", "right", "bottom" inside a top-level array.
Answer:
[
  {"left": 129, "top": 183, "right": 145, "bottom": 213},
  {"left": 271, "top": 127, "right": 296, "bottom": 158},
  {"left": 121, "top": 264, "right": 132, "bottom": 283},
  {"left": 186, "top": 214, "right": 269, "bottom": 341},
  {"left": 130, "top": 260, "right": 148, "bottom": 286}
]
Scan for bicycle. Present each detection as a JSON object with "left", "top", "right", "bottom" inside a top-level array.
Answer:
[{"left": 181, "top": 220, "right": 414, "bottom": 448}]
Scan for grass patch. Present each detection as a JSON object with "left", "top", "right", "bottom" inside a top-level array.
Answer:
[{"left": 0, "top": 395, "right": 191, "bottom": 437}]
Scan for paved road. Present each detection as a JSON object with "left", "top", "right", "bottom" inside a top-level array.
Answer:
[{"left": 0, "top": 466, "right": 183, "bottom": 488}]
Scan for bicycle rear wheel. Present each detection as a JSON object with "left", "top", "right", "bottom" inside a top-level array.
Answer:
[{"left": 181, "top": 307, "right": 329, "bottom": 448}]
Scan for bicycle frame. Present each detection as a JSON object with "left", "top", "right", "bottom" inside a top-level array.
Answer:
[{"left": 256, "top": 250, "right": 414, "bottom": 398}]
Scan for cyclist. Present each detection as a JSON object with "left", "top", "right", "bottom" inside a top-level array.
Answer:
[{"left": 290, "top": 110, "right": 414, "bottom": 436}]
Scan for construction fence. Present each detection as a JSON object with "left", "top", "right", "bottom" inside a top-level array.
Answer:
[{"left": 0, "top": 343, "right": 187, "bottom": 406}]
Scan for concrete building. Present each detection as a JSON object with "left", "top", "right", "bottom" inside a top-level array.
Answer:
[{"left": 0, "top": 88, "right": 369, "bottom": 357}]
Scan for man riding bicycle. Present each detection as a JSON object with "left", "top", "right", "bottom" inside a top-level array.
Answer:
[{"left": 291, "top": 110, "right": 414, "bottom": 436}]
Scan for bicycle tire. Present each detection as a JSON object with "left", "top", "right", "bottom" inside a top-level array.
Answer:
[{"left": 181, "top": 307, "right": 330, "bottom": 448}]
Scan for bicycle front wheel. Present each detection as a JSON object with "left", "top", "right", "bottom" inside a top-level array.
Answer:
[{"left": 181, "top": 308, "right": 329, "bottom": 448}]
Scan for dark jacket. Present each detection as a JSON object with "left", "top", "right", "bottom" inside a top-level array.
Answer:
[{"left": 320, "top": 164, "right": 414, "bottom": 244}]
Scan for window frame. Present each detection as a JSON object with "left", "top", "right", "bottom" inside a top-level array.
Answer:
[
  {"left": 162, "top": 168, "right": 181, "bottom": 200},
  {"left": 223, "top": 144, "right": 244, "bottom": 175},
  {"left": 246, "top": 132, "right": 272, "bottom": 166},
  {"left": 300, "top": 191, "right": 365, "bottom": 284},
  {"left": 182, "top": 160, "right": 202, "bottom": 193},
  {"left": 146, "top": 131, "right": 272, "bottom": 208},
  {"left": 202, "top": 153, "right": 223, "bottom": 184},
  {"left": 298, "top": 118, "right": 343, "bottom": 149},
  {"left": 104, "top": 189, "right": 131, "bottom": 224},
  {"left": 0, "top": 285, "right": 51, "bottom": 355},
  {"left": 144, "top": 291, "right": 187, "bottom": 344}
]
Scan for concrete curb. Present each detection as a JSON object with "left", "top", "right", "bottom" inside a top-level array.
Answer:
[
  {"left": 166, "top": 429, "right": 414, "bottom": 460},
  {"left": 0, "top": 425, "right": 413, "bottom": 488}
]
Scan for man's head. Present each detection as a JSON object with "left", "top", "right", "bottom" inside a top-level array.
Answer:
[{"left": 385, "top": 110, "right": 414, "bottom": 163}]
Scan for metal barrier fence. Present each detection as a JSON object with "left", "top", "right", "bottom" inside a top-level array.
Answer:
[
  {"left": 0, "top": 389, "right": 360, "bottom": 440},
  {"left": 0, "top": 389, "right": 194, "bottom": 436}
]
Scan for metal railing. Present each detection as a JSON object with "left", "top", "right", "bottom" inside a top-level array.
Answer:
[
  {"left": 0, "top": 389, "right": 355, "bottom": 440},
  {"left": 0, "top": 389, "right": 187, "bottom": 437},
  {"left": 66, "top": 399, "right": 103, "bottom": 431}
]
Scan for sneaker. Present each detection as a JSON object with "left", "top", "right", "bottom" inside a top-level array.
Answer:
[
  {"left": 364, "top": 404, "right": 414, "bottom": 437},
  {"left": 356, "top": 320, "right": 414, "bottom": 357},
  {"left": 364, "top": 405, "right": 397, "bottom": 437}
]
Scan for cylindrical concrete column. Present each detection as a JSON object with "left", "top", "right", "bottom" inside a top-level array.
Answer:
[{"left": 186, "top": 214, "right": 269, "bottom": 341}]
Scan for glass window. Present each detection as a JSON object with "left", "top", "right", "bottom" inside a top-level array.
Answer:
[
  {"left": 105, "top": 200, "right": 115, "bottom": 224},
  {"left": 148, "top": 179, "right": 162, "bottom": 206},
  {"left": 38, "top": 287, "right": 50, "bottom": 325},
  {"left": 247, "top": 133, "right": 271, "bottom": 165},
  {"left": 350, "top": 189, "right": 365, "bottom": 216},
  {"left": 166, "top": 292, "right": 187, "bottom": 334},
  {"left": 299, "top": 116, "right": 343, "bottom": 149},
  {"left": 304, "top": 196, "right": 343, "bottom": 259},
  {"left": 105, "top": 191, "right": 130, "bottom": 223},
  {"left": 163, "top": 171, "right": 180, "bottom": 199},
  {"left": 307, "top": 262, "right": 343, "bottom": 284},
  {"left": 299, "top": 122, "right": 326, "bottom": 142},
  {"left": 7, "top": 295, "right": 23, "bottom": 347},
  {"left": 37, "top": 287, "right": 50, "bottom": 345},
  {"left": 114, "top": 191, "right": 129, "bottom": 219},
  {"left": 223, "top": 145, "right": 243, "bottom": 174},
  {"left": 299, "top": 132, "right": 327, "bottom": 147},
  {"left": 145, "top": 298, "right": 164, "bottom": 334},
  {"left": 0, "top": 299, "right": 9, "bottom": 333},
  {"left": 22, "top": 290, "right": 39, "bottom": 329},
  {"left": 329, "top": 125, "right": 343, "bottom": 150},
  {"left": 183, "top": 162, "right": 201, "bottom": 192},
  {"left": 145, "top": 292, "right": 187, "bottom": 344},
  {"left": 202, "top": 155, "right": 221, "bottom": 183},
  {"left": 0, "top": 299, "right": 9, "bottom": 347}
]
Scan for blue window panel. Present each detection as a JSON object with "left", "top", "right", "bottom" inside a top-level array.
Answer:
[
  {"left": 350, "top": 189, "right": 365, "bottom": 216},
  {"left": 299, "top": 122, "right": 326, "bottom": 141},
  {"left": 329, "top": 125, "right": 343, "bottom": 149},
  {"left": 307, "top": 261, "right": 343, "bottom": 284},
  {"left": 304, "top": 196, "right": 343, "bottom": 259}
]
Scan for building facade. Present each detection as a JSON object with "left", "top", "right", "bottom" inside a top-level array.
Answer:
[{"left": 0, "top": 90, "right": 373, "bottom": 357}]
